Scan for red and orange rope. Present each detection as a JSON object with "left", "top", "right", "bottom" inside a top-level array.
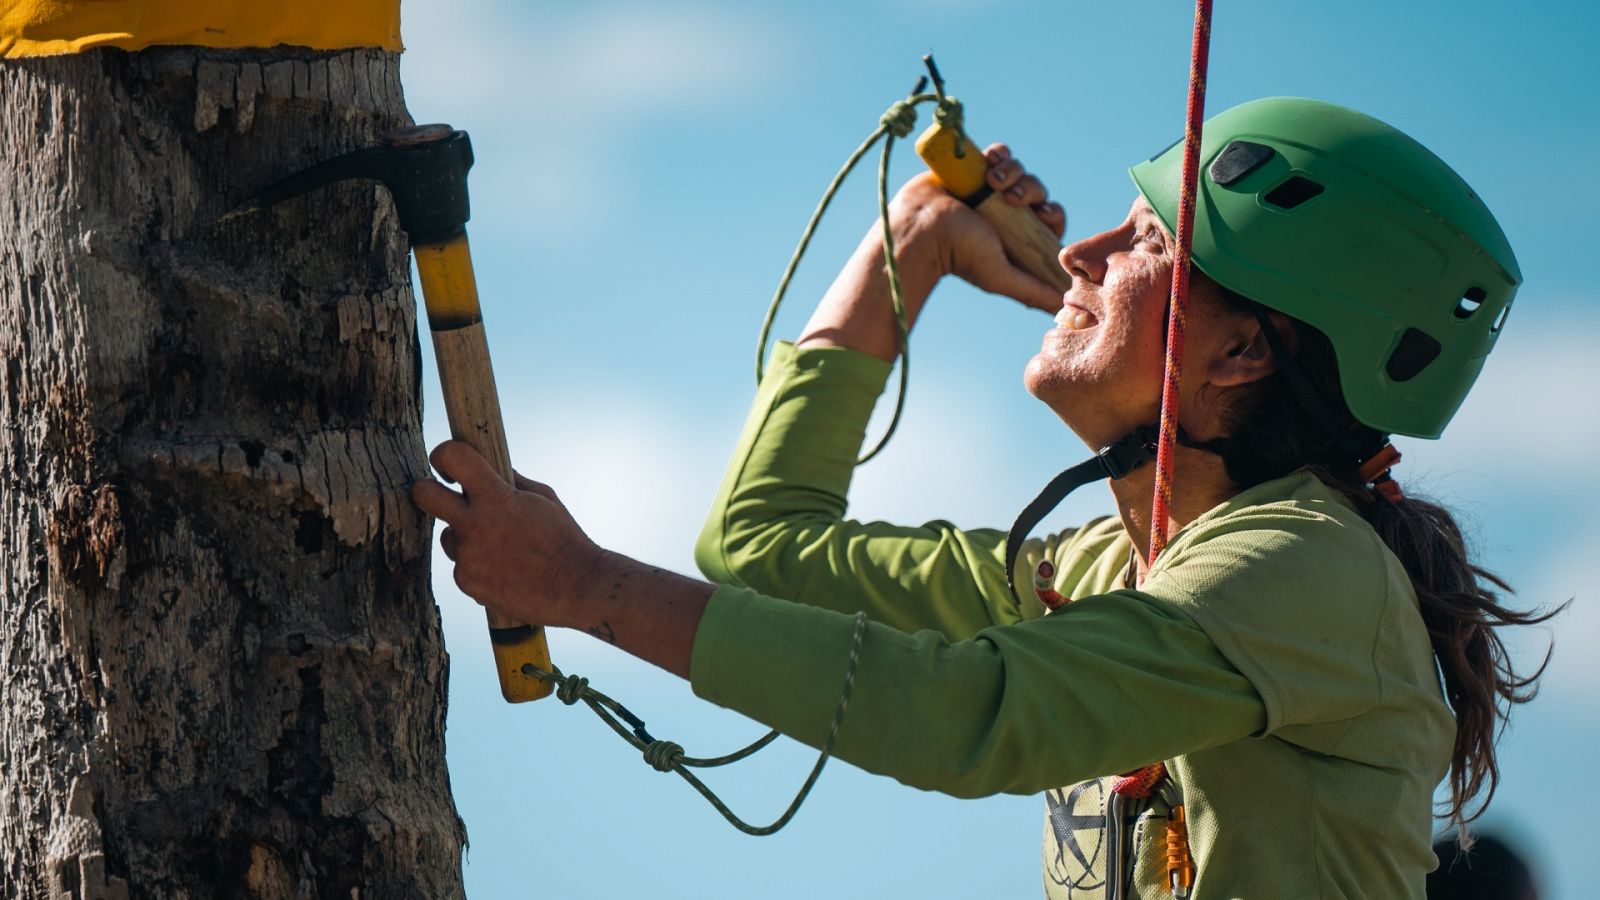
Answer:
[{"left": 1115, "top": 1, "right": 1213, "bottom": 895}]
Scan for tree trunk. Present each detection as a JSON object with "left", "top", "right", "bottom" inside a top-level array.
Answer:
[{"left": 0, "top": 46, "right": 465, "bottom": 897}]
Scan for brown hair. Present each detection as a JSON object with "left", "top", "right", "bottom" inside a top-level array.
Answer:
[{"left": 1210, "top": 284, "right": 1562, "bottom": 828}]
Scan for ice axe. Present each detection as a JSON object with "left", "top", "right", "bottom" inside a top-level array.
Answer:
[{"left": 227, "top": 124, "right": 554, "bottom": 703}]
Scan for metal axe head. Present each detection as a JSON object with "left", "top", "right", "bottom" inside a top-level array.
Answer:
[{"left": 223, "top": 124, "right": 474, "bottom": 246}]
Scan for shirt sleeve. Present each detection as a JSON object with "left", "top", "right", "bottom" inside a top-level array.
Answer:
[
  {"left": 695, "top": 341, "right": 1061, "bottom": 639},
  {"left": 690, "top": 582, "right": 1267, "bottom": 798}
]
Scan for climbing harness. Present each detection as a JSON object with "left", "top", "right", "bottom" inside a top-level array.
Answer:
[{"left": 519, "top": 611, "right": 868, "bottom": 836}]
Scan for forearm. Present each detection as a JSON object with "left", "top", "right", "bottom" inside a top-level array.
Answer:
[
  {"left": 559, "top": 550, "right": 715, "bottom": 680},
  {"left": 796, "top": 218, "right": 942, "bottom": 361}
]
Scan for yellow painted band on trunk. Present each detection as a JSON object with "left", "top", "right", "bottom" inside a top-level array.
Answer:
[
  {"left": 915, "top": 122, "right": 989, "bottom": 201},
  {"left": 1, "top": 0, "right": 401, "bottom": 58},
  {"left": 413, "top": 237, "right": 483, "bottom": 328}
]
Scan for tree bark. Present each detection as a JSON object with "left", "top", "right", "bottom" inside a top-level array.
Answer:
[{"left": 0, "top": 47, "right": 465, "bottom": 897}]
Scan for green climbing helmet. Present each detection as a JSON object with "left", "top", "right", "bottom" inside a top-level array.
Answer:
[{"left": 1129, "top": 97, "right": 1520, "bottom": 439}]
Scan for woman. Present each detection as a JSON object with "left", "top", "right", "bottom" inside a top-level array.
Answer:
[{"left": 412, "top": 98, "right": 1552, "bottom": 897}]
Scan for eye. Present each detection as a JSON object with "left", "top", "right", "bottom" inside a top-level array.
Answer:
[{"left": 1132, "top": 227, "right": 1165, "bottom": 252}]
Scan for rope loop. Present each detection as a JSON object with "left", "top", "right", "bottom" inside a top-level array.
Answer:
[
  {"left": 643, "top": 740, "right": 687, "bottom": 772},
  {"left": 530, "top": 612, "right": 869, "bottom": 835},
  {"left": 879, "top": 99, "right": 918, "bottom": 139}
]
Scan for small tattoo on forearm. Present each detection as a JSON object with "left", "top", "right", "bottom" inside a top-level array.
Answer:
[
  {"left": 606, "top": 564, "right": 643, "bottom": 601},
  {"left": 588, "top": 621, "right": 617, "bottom": 644}
]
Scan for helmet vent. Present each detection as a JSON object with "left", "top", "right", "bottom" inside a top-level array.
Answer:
[
  {"left": 1263, "top": 176, "right": 1325, "bottom": 210},
  {"left": 1387, "top": 328, "right": 1442, "bottom": 383},
  {"left": 1210, "top": 140, "right": 1275, "bottom": 186},
  {"left": 1491, "top": 305, "right": 1511, "bottom": 333},
  {"left": 1453, "top": 287, "right": 1486, "bottom": 320}
]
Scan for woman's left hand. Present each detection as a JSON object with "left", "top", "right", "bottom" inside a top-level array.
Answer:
[{"left": 410, "top": 440, "right": 599, "bottom": 627}]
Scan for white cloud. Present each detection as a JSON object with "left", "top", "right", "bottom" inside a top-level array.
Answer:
[
  {"left": 399, "top": 2, "right": 794, "bottom": 240},
  {"left": 428, "top": 380, "right": 735, "bottom": 666},
  {"left": 1405, "top": 318, "right": 1600, "bottom": 482},
  {"left": 403, "top": 2, "right": 786, "bottom": 121},
  {"left": 1507, "top": 525, "right": 1597, "bottom": 717}
]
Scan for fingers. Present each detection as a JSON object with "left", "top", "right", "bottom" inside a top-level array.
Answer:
[
  {"left": 429, "top": 441, "right": 511, "bottom": 501},
  {"left": 984, "top": 150, "right": 1060, "bottom": 239},
  {"left": 1034, "top": 200, "right": 1067, "bottom": 239},
  {"left": 990, "top": 167, "right": 1047, "bottom": 208},
  {"left": 440, "top": 525, "right": 458, "bottom": 561},
  {"left": 411, "top": 477, "right": 469, "bottom": 524}
]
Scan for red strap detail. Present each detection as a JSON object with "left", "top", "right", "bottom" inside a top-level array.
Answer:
[
  {"left": 1373, "top": 478, "right": 1405, "bottom": 503},
  {"left": 1357, "top": 443, "right": 1401, "bottom": 483},
  {"left": 1033, "top": 560, "right": 1070, "bottom": 610},
  {"left": 1112, "top": 763, "right": 1166, "bottom": 799}
]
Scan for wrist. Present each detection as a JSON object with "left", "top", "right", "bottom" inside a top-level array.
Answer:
[
  {"left": 560, "top": 547, "right": 629, "bottom": 630},
  {"left": 559, "top": 549, "right": 713, "bottom": 678},
  {"left": 797, "top": 223, "right": 945, "bottom": 360}
]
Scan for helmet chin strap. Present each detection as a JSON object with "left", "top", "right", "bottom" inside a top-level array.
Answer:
[{"left": 1003, "top": 423, "right": 1233, "bottom": 606}]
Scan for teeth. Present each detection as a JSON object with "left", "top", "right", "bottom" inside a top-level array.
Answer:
[{"left": 1055, "top": 307, "right": 1096, "bottom": 330}]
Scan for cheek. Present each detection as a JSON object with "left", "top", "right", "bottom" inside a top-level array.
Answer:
[
  {"left": 1026, "top": 255, "right": 1175, "bottom": 398},
  {"left": 1109, "top": 263, "right": 1175, "bottom": 368}
]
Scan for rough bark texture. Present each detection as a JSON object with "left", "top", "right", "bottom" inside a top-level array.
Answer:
[{"left": 0, "top": 47, "right": 465, "bottom": 897}]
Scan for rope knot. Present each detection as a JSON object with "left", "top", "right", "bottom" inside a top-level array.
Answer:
[
  {"left": 643, "top": 740, "right": 685, "bottom": 772},
  {"left": 879, "top": 99, "right": 918, "bottom": 139},
  {"left": 555, "top": 674, "right": 589, "bottom": 706},
  {"left": 933, "top": 96, "right": 970, "bottom": 158}
]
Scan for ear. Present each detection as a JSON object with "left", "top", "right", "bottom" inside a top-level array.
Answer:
[{"left": 1207, "top": 314, "right": 1294, "bottom": 388}]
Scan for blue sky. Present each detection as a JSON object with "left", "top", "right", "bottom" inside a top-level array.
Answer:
[{"left": 397, "top": 1, "right": 1600, "bottom": 896}]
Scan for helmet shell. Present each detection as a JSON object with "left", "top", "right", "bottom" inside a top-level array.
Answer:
[{"left": 1130, "top": 97, "right": 1519, "bottom": 438}]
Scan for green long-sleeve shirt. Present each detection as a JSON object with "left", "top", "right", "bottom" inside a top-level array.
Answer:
[{"left": 690, "top": 342, "right": 1452, "bottom": 899}]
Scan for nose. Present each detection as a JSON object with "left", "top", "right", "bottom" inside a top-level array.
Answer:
[{"left": 1060, "top": 226, "right": 1118, "bottom": 285}]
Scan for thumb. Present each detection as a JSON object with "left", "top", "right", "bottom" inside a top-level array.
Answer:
[
  {"left": 429, "top": 441, "right": 511, "bottom": 502},
  {"left": 513, "top": 471, "right": 563, "bottom": 505}
]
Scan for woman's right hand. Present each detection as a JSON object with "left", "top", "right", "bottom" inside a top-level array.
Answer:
[{"left": 796, "top": 143, "right": 1066, "bottom": 362}]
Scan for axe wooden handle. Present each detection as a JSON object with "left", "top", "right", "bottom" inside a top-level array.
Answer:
[
  {"left": 914, "top": 123, "right": 1072, "bottom": 294},
  {"left": 414, "top": 235, "right": 555, "bottom": 704}
]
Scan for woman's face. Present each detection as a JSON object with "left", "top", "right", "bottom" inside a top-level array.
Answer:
[{"left": 1024, "top": 196, "right": 1251, "bottom": 449}]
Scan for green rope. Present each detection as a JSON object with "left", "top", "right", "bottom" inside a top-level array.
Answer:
[
  {"left": 523, "top": 611, "right": 869, "bottom": 836},
  {"left": 529, "top": 59, "right": 966, "bottom": 838},
  {"left": 756, "top": 70, "right": 967, "bottom": 465}
]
